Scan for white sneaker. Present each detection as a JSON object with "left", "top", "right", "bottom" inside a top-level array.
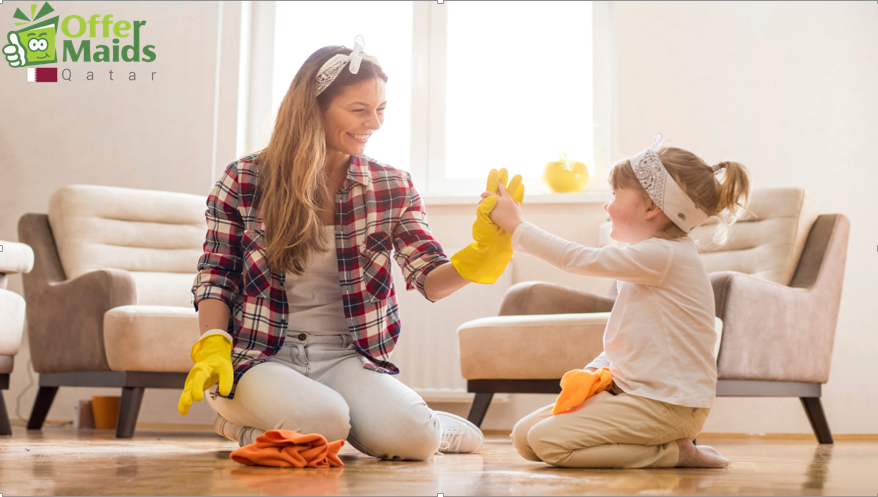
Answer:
[{"left": 436, "top": 411, "right": 484, "bottom": 453}]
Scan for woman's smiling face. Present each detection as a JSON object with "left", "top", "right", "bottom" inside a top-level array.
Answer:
[{"left": 322, "top": 78, "right": 386, "bottom": 157}]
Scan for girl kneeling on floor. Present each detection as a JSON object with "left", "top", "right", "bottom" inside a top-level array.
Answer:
[{"left": 483, "top": 133, "right": 750, "bottom": 469}]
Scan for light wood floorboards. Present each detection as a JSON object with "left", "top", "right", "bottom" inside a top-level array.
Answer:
[{"left": 0, "top": 423, "right": 875, "bottom": 496}]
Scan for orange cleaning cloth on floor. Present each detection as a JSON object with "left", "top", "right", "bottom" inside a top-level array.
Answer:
[
  {"left": 552, "top": 367, "right": 614, "bottom": 415},
  {"left": 230, "top": 429, "right": 345, "bottom": 468}
]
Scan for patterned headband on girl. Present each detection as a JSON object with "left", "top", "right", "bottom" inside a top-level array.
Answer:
[
  {"left": 629, "top": 133, "right": 710, "bottom": 234},
  {"left": 315, "top": 35, "right": 381, "bottom": 96}
]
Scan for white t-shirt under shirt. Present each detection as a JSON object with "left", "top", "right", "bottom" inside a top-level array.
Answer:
[
  {"left": 283, "top": 226, "right": 349, "bottom": 335},
  {"left": 511, "top": 222, "right": 718, "bottom": 409}
]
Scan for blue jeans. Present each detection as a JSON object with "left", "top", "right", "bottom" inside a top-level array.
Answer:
[{"left": 206, "top": 331, "right": 441, "bottom": 460}]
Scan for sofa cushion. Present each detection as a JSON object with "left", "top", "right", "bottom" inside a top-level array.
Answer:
[
  {"left": 690, "top": 188, "right": 819, "bottom": 286},
  {"left": 103, "top": 305, "right": 200, "bottom": 372},
  {"left": 0, "top": 289, "right": 25, "bottom": 356},
  {"left": 458, "top": 313, "right": 722, "bottom": 380},
  {"left": 48, "top": 185, "right": 206, "bottom": 308},
  {"left": 458, "top": 313, "right": 608, "bottom": 380}
]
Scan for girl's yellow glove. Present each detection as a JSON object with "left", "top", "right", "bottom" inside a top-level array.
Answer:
[
  {"left": 552, "top": 367, "right": 614, "bottom": 415},
  {"left": 451, "top": 168, "right": 525, "bottom": 284},
  {"left": 178, "top": 333, "right": 234, "bottom": 416}
]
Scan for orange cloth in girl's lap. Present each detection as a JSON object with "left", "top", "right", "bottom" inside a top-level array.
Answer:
[
  {"left": 552, "top": 367, "right": 614, "bottom": 415},
  {"left": 230, "top": 429, "right": 345, "bottom": 468}
]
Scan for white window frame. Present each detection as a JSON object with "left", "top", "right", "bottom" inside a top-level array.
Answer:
[{"left": 239, "top": 1, "right": 614, "bottom": 203}]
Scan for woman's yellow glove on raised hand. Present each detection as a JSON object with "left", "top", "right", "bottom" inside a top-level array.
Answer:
[
  {"left": 552, "top": 367, "right": 614, "bottom": 415},
  {"left": 451, "top": 168, "right": 525, "bottom": 284},
  {"left": 178, "top": 333, "right": 234, "bottom": 416}
]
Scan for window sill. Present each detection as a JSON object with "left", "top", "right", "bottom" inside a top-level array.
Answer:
[{"left": 423, "top": 191, "right": 611, "bottom": 206}]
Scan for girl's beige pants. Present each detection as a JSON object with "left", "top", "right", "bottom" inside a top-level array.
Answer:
[{"left": 512, "top": 382, "right": 710, "bottom": 468}]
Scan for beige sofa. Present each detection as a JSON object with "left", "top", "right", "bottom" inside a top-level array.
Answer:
[
  {"left": 458, "top": 188, "right": 847, "bottom": 444},
  {"left": 0, "top": 240, "right": 34, "bottom": 435},
  {"left": 18, "top": 185, "right": 206, "bottom": 437}
]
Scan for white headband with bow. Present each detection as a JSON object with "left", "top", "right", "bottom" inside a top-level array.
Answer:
[
  {"left": 315, "top": 35, "right": 381, "bottom": 96},
  {"left": 630, "top": 133, "right": 710, "bottom": 234}
]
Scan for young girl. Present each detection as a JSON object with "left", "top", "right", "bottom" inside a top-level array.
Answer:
[{"left": 483, "top": 133, "right": 749, "bottom": 469}]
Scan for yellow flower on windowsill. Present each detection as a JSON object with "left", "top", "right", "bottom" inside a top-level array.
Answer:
[{"left": 542, "top": 150, "right": 589, "bottom": 193}]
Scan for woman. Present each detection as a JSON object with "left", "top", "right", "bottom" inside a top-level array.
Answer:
[{"left": 177, "top": 37, "right": 520, "bottom": 461}]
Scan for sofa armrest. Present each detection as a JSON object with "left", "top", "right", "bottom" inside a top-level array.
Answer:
[
  {"left": 458, "top": 313, "right": 610, "bottom": 380},
  {"left": 0, "top": 240, "right": 34, "bottom": 290},
  {"left": 711, "top": 270, "right": 835, "bottom": 383},
  {"left": 19, "top": 213, "right": 135, "bottom": 372},
  {"left": 27, "top": 268, "right": 137, "bottom": 373},
  {"left": 498, "top": 281, "right": 615, "bottom": 316},
  {"left": 0, "top": 240, "right": 35, "bottom": 276}
]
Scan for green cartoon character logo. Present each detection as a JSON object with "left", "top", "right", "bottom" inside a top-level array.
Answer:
[{"left": 3, "top": 2, "right": 59, "bottom": 67}]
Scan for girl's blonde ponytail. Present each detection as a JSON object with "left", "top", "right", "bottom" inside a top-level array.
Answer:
[
  {"left": 714, "top": 161, "right": 750, "bottom": 216},
  {"left": 701, "top": 159, "right": 752, "bottom": 247}
]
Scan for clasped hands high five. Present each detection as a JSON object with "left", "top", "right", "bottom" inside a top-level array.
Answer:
[
  {"left": 450, "top": 168, "right": 525, "bottom": 284},
  {"left": 180, "top": 170, "right": 600, "bottom": 417}
]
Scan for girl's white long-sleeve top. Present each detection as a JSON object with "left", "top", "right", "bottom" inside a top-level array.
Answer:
[{"left": 511, "top": 222, "right": 718, "bottom": 408}]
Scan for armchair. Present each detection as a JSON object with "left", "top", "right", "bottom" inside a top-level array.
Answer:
[{"left": 18, "top": 185, "right": 206, "bottom": 437}]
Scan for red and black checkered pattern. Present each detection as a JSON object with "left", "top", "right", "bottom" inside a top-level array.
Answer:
[{"left": 192, "top": 154, "right": 449, "bottom": 399}]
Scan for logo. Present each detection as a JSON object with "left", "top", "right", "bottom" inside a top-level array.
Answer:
[
  {"left": 3, "top": 1, "right": 156, "bottom": 76},
  {"left": 3, "top": 2, "right": 59, "bottom": 67}
]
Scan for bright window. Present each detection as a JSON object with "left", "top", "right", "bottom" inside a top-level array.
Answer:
[
  {"left": 444, "top": 2, "right": 593, "bottom": 185},
  {"left": 249, "top": 1, "right": 610, "bottom": 197},
  {"left": 272, "top": 1, "right": 413, "bottom": 171}
]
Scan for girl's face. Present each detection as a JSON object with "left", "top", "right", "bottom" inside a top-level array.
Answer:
[
  {"left": 322, "top": 78, "right": 386, "bottom": 157},
  {"left": 602, "top": 186, "right": 663, "bottom": 244}
]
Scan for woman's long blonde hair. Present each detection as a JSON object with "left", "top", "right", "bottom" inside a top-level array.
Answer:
[
  {"left": 608, "top": 145, "right": 751, "bottom": 248},
  {"left": 256, "top": 46, "right": 387, "bottom": 275}
]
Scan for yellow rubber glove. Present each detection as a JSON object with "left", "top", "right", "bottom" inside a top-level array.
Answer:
[
  {"left": 178, "top": 333, "right": 234, "bottom": 416},
  {"left": 552, "top": 367, "right": 614, "bottom": 415},
  {"left": 451, "top": 168, "right": 525, "bottom": 284}
]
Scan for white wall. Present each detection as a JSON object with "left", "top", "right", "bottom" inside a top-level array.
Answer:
[{"left": 1, "top": 1, "right": 875, "bottom": 435}]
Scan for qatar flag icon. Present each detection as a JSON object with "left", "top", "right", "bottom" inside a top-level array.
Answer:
[{"left": 26, "top": 67, "right": 57, "bottom": 82}]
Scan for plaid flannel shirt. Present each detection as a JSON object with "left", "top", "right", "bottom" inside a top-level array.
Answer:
[{"left": 191, "top": 153, "right": 449, "bottom": 399}]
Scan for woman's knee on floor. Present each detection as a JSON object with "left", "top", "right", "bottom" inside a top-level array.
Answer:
[
  {"left": 384, "top": 430, "right": 440, "bottom": 461},
  {"left": 350, "top": 408, "right": 440, "bottom": 461}
]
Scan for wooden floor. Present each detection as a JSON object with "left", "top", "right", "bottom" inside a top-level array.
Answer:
[{"left": 1, "top": 422, "right": 876, "bottom": 496}]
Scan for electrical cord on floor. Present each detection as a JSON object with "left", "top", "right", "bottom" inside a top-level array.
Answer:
[{"left": 13, "top": 357, "right": 34, "bottom": 423}]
